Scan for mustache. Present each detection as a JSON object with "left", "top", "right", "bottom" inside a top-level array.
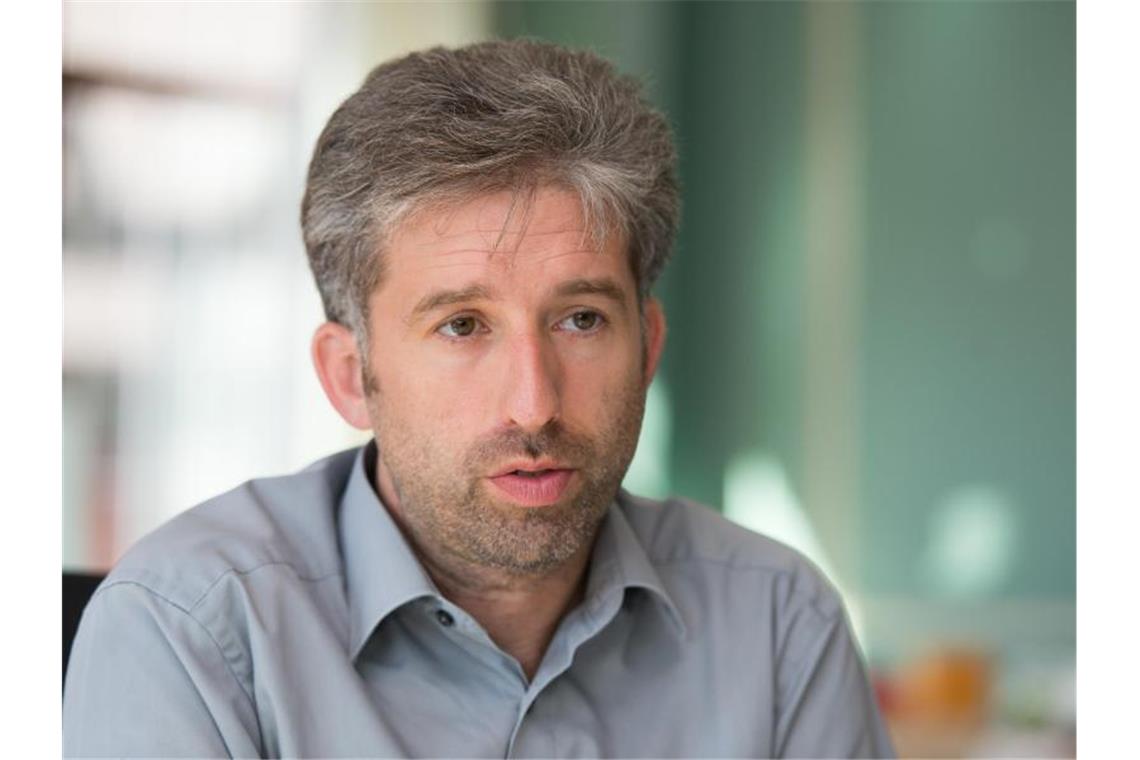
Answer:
[{"left": 465, "top": 420, "right": 595, "bottom": 469}]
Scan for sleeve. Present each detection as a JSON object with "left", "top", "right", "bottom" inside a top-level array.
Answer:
[
  {"left": 774, "top": 611, "right": 896, "bottom": 758},
  {"left": 63, "top": 581, "right": 262, "bottom": 758}
]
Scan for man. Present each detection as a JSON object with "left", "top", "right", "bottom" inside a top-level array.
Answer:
[{"left": 64, "top": 40, "right": 894, "bottom": 758}]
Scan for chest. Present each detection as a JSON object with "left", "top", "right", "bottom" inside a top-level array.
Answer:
[{"left": 252, "top": 599, "right": 777, "bottom": 758}]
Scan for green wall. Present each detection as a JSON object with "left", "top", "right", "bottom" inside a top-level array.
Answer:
[{"left": 859, "top": 1, "right": 1075, "bottom": 598}]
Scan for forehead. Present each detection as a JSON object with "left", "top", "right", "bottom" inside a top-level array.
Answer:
[{"left": 380, "top": 188, "right": 630, "bottom": 293}]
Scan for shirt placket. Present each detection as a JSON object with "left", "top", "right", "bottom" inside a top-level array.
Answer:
[{"left": 504, "top": 588, "right": 624, "bottom": 758}]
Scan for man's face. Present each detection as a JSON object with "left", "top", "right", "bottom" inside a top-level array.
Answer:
[{"left": 362, "top": 187, "right": 656, "bottom": 576}]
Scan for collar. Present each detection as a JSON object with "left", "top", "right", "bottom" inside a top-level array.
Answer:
[
  {"left": 339, "top": 441, "right": 439, "bottom": 661},
  {"left": 587, "top": 489, "right": 688, "bottom": 639},
  {"left": 339, "top": 442, "right": 687, "bottom": 661}
]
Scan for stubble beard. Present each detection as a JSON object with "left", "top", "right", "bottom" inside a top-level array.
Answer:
[{"left": 369, "top": 376, "right": 647, "bottom": 578}]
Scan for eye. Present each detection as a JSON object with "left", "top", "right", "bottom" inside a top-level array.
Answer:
[
  {"left": 437, "top": 315, "right": 482, "bottom": 338},
  {"left": 557, "top": 310, "right": 606, "bottom": 333}
]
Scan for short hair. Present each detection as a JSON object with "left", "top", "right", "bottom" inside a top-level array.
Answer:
[{"left": 301, "top": 38, "right": 680, "bottom": 340}]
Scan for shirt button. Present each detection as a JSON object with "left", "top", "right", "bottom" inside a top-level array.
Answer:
[{"left": 435, "top": 609, "right": 455, "bottom": 627}]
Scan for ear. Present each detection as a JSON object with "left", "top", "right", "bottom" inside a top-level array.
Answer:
[
  {"left": 311, "top": 321, "right": 373, "bottom": 430},
  {"left": 642, "top": 297, "right": 667, "bottom": 387}
]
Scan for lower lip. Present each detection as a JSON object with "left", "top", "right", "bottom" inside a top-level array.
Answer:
[{"left": 488, "top": 469, "right": 574, "bottom": 507}]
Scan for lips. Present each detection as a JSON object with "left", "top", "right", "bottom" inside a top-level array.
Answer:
[{"left": 487, "top": 467, "right": 574, "bottom": 507}]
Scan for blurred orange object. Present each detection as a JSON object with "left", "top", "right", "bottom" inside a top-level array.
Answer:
[
  {"left": 884, "top": 646, "right": 993, "bottom": 757},
  {"left": 899, "top": 647, "right": 992, "bottom": 724}
]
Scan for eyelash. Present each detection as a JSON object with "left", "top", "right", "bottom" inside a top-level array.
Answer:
[{"left": 434, "top": 310, "right": 608, "bottom": 341}]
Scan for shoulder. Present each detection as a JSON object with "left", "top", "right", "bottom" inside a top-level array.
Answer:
[
  {"left": 617, "top": 489, "right": 844, "bottom": 620},
  {"left": 99, "top": 447, "right": 360, "bottom": 612}
]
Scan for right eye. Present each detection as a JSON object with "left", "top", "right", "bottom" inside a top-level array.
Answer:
[{"left": 436, "top": 315, "right": 481, "bottom": 338}]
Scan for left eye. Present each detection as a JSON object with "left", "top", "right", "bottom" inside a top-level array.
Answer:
[
  {"left": 437, "top": 316, "right": 482, "bottom": 338},
  {"left": 558, "top": 311, "right": 604, "bottom": 333}
]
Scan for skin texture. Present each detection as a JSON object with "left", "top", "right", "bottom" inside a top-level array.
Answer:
[{"left": 312, "top": 187, "right": 666, "bottom": 677}]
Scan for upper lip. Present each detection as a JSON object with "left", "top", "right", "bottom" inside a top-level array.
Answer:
[{"left": 490, "top": 460, "right": 574, "bottom": 477}]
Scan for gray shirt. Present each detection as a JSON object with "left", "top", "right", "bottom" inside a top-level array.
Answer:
[{"left": 64, "top": 443, "right": 894, "bottom": 758}]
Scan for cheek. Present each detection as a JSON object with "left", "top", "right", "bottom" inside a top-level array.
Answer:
[
  {"left": 560, "top": 352, "right": 641, "bottom": 422},
  {"left": 377, "top": 362, "right": 489, "bottom": 440}
]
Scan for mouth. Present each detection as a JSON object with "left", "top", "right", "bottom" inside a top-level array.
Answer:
[{"left": 487, "top": 463, "right": 575, "bottom": 507}]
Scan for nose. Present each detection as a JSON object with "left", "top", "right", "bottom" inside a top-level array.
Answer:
[{"left": 499, "top": 329, "right": 562, "bottom": 432}]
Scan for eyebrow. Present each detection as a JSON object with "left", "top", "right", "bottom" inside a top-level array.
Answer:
[
  {"left": 409, "top": 277, "right": 630, "bottom": 321},
  {"left": 411, "top": 284, "right": 494, "bottom": 319},
  {"left": 553, "top": 278, "right": 629, "bottom": 308}
]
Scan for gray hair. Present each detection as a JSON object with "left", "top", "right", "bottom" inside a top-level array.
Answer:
[{"left": 301, "top": 38, "right": 680, "bottom": 341}]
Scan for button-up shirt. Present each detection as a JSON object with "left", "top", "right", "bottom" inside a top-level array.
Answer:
[{"left": 64, "top": 443, "right": 894, "bottom": 758}]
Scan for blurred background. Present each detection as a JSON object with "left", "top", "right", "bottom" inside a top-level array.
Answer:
[{"left": 62, "top": 1, "right": 1074, "bottom": 756}]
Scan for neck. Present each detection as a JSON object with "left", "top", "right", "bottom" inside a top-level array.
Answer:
[
  {"left": 373, "top": 460, "right": 594, "bottom": 681},
  {"left": 419, "top": 542, "right": 592, "bottom": 681}
]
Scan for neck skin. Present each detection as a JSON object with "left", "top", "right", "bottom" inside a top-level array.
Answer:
[{"left": 373, "top": 462, "right": 594, "bottom": 682}]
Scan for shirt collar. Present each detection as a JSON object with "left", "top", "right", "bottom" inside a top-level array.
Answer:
[
  {"left": 339, "top": 442, "right": 687, "bottom": 660},
  {"left": 339, "top": 441, "right": 439, "bottom": 661},
  {"left": 587, "top": 490, "right": 688, "bottom": 639}
]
